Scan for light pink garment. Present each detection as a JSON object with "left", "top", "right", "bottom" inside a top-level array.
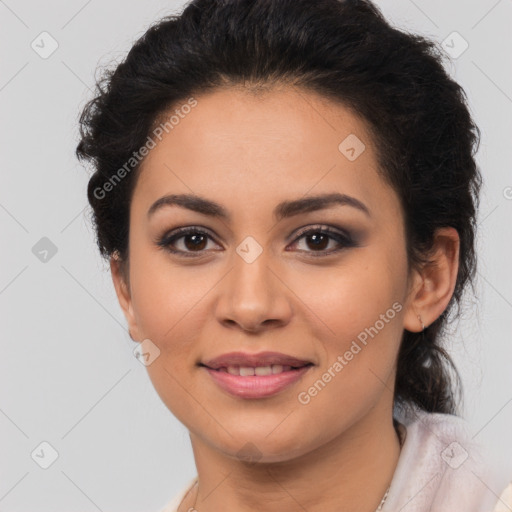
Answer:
[
  {"left": 159, "top": 410, "right": 511, "bottom": 512},
  {"left": 381, "top": 409, "right": 510, "bottom": 511}
]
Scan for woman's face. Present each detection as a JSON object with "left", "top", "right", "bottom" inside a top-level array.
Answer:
[{"left": 114, "top": 86, "right": 420, "bottom": 462}]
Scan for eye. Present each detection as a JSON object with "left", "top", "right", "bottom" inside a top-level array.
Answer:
[
  {"left": 287, "top": 225, "right": 357, "bottom": 257},
  {"left": 156, "top": 226, "right": 221, "bottom": 257},
  {"left": 156, "top": 224, "right": 357, "bottom": 258}
]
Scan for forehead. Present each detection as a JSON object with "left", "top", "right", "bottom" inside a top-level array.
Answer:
[{"left": 133, "top": 86, "right": 398, "bottom": 220}]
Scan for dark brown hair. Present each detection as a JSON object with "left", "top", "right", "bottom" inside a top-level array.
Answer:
[{"left": 76, "top": 0, "right": 481, "bottom": 416}]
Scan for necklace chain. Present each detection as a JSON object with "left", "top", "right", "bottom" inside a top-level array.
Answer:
[{"left": 375, "top": 485, "right": 390, "bottom": 511}]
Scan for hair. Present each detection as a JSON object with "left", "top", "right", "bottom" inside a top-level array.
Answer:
[{"left": 76, "top": 0, "right": 481, "bottom": 416}]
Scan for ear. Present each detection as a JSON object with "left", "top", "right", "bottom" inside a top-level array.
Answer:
[
  {"left": 110, "top": 255, "right": 142, "bottom": 342},
  {"left": 403, "top": 227, "right": 460, "bottom": 332}
]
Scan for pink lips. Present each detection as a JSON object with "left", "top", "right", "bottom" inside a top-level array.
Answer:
[
  {"left": 200, "top": 351, "right": 314, "bottom": 399},
  {"left": 201, "top": 350, "right": 312, "bottom": 370}
]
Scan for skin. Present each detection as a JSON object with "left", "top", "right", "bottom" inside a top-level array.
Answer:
[{"left": 110, "top": 85, "right": 460, "bottom": 512}]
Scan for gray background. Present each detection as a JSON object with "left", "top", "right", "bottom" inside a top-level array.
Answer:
[{"left": 1, "top": 0, "right": 511, "bottom": 510}]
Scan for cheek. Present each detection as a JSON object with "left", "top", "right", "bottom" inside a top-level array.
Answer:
[
  {"left": 290, "top": 249, "right": 406, "bottom": 349},
  {"left": 293, "top": 293, "right": 404, "bottom": 446},
  {"left": 127, "top": 245, "right": 218, "bottom": 406},
  {"left": 289, "top": 249, "right": 407, "bottom": 412},
  {"left": 129, "top": 241, "right": 208, "bottom": 341}
]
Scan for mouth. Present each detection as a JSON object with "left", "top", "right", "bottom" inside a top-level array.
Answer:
[
  {"left": 198, "top": 351, "right": 315, "bottom": 399},
  {"left": 199, "top": 363, "right": 314, "bottom": 376},
  {"left": 199, "top": 350, "right": 314, "bottom": 374}
]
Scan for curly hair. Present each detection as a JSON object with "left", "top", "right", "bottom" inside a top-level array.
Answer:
[{"left": 76, "top": 0, "right": 482, "bottom": 416}]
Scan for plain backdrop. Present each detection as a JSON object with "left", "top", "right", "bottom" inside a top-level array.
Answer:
[{"left": 1, "top": 0, "right": 511, "bottom": 510}]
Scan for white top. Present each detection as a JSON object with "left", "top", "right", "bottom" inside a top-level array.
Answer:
[{"left": 159, "top": 409, "right": 512, "bottom": 512}]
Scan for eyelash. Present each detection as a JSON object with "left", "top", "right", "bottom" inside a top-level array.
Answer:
[{"left": 156, "top": 225, "right": 357, "bottom": 258}]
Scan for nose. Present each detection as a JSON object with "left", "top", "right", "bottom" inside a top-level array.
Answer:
[{"left": 214, "top": 249, "right": 293, "bottom": 333}]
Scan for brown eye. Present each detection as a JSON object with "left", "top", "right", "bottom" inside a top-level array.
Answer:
[
  {"left": 157, "top": 227, "right": 221, "bottom": 257},
  {"left": 182, "top": 233, "right": 208, "bottom": 251},
  {"left": 288, "top": 225, "right": 357, "bottom": 257},
  {"left": 303, "top": 232, "right": 330, "bottom": 251}
]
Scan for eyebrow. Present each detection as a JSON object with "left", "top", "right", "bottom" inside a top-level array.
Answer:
[{"left": 147, "top": 192, "right": 371, "bottom": 222}]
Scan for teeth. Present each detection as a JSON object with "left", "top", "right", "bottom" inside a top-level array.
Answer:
[
  {"left": 255, "top": 366, "right": 272, "bottom": 376},
  {"left": 221, "top": 364, "right": 295, "bottom": 376}
]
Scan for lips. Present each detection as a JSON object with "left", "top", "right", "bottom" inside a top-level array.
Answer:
[
  {"left": 200, "top": 351, "right": 314, "bottom": 399},
  {"left": 200, "top": 351, "right": 313, "bottom": 371}
]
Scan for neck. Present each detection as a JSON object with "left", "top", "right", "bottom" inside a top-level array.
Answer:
[{"left": 180, "top": 403, "right": 402, "bottom": 512}]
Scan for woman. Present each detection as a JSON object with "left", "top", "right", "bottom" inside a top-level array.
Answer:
[{"left": 76, "top": 0, "right": 511, "bottom": 510}]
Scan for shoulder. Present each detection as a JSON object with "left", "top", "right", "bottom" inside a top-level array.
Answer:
[
  {"left": 399, "top": 408, "right": 487, "bottom": 464},
  {"left": 403, "top": 408, "right": 474, "bottom": 443},
  {"left": 398, "top": 409, "right": 487, "bottom": 476},
  {"left": 384, "top": 408, "right": 510, "bottom": 511}
]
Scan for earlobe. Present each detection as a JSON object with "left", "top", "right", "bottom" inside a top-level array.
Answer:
[
  {"left": 403, "top": 227, "right": 460, "bottom": 333},
  {"left": 110, "top": 255, "right": 141, "bottom": 341}
]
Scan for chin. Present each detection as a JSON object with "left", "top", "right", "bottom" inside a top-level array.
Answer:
[{"left": 211, "top": 430, "right": 313, "bottom": 465}]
